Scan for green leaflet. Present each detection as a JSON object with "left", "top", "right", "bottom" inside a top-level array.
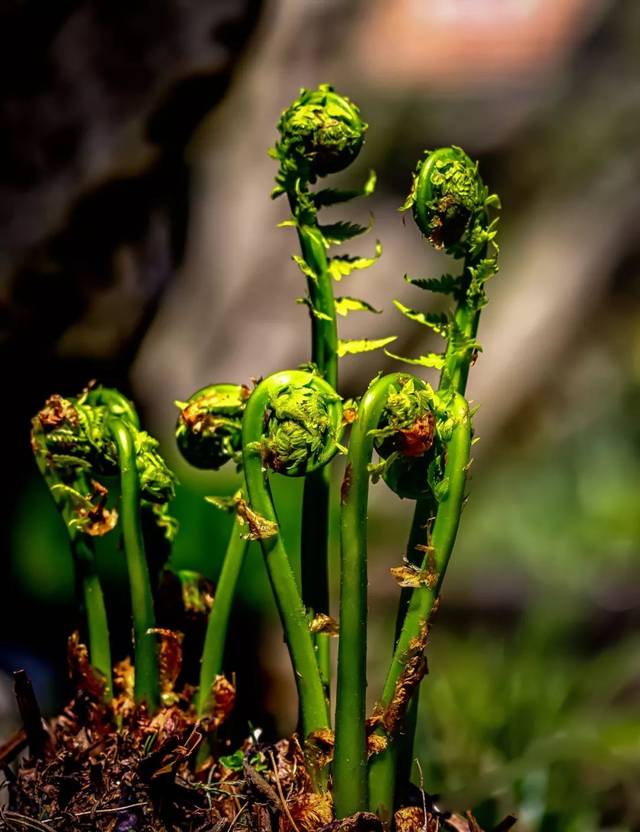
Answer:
[
  {"left": 337, "top": 336, "right": 396, "bottom": 357},
  {"left": 318, "top": 220, "right": 370, "bottom": 246},
  {"left": 292, "top": 255, "right": 318, "bottom": 282},
  {"left": 334, "top": 297, "right": 382, "bottom": 317},
  {"left": 312, "top": 169, "right": 376, "bottom": 208},
  {"left": 404, "top": 273, "right": 458, "bottom": 296},
  {"left": 328, "top": 240, "right": 382, "bottom": 282},
  {"left": 384, "top": 350, "right": 445, "bottom": 370},
  {"left": 393, "top": 300, "right": 449, "bottom": 336},
  {"left": 296, "top": 297, "right": 333, "bottom": 321}
]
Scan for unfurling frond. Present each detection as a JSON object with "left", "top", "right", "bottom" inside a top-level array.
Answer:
[
  {"left": 328, "top": 241, "right": 383, "bottom": 282},
  {"left": 337, "top": 336, "right": 397, "bottom": 357}
]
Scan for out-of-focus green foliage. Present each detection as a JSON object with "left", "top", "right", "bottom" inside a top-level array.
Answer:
[{"left": 418, "top": 609, "right": 640, "bottom": 831}]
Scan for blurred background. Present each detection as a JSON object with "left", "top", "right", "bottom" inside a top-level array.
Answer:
[{"left": 1, "top": 0, "right": 640, "bottom": 828}]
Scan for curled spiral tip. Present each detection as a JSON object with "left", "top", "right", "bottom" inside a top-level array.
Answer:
[
  {"left": 250, "top": 372, "right": 343, "bottom": 477},
  {"left": 372, "top": 377, "right": 441, "bottom": 500},
  {"left": 275, "top": 84, "right": 367, "bottom": 184},
  {"left": 33, "top": 386, "right": 176, "bottom": 505},
  {"left": 406, "top": 146, "right": 488, "bottom": 255},
  {"left": 32, "top": 393, "right": 116, "bottom": 477},
  {"left": 175, "top": 383, "right": 250, "bottom": 471}
]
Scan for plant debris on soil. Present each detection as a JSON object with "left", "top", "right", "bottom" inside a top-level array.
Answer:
[{"left": 0, "top": 634, "right": 514, "bottom": 832}]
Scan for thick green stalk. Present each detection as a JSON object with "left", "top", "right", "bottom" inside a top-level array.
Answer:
[
  {"left": 73, "top": 536, "right": 113, "bottom": 700},
  {"left": 368, "top": 393, "right": 471, "bottom": 820},
  {"left": 383, "top": 247, "right": 486, "bottom": 802},
  {"left": 334, "top": 373, "right": 410, "bottom": 817},
  {"left": 440, "top": 247, "right": 485, "bottom": 395},
  {"left": 241, "top": 374, "right": 331, "bottom": 787},
  {"left": 388, "top": 495, "right": 433, "bottom": 807},
  {"left": 295, "top": 218, "right": 339, "bottom": 387},
  {"left": 197, "top": 506, "right": 249, "bottom": 718},
  {"left": 295, "top": 212, "right": 338, "bottom": 695},
  {"left": 109, "top": 417, "right": 160, "bottom": 712}
]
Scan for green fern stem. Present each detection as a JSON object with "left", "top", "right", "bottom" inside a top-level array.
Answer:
[
  {"left": 72, "top": 535, "right": 113, "bottom": 701},
  {"left": 368, "top": 393, "right": 471, "bottom": 821},
  {"left": 334, "top": 372, "right": 419, "bottom": 817},
  {"left": 292, "top": 203, "right": 338, "bottom": 695},
  {"left": 109, "top": 417, "right": 160, "bottom": 712},
  {"left": 441, "top": 245, "right": 486, "bottom": 394},
  {"left": 197, "top": 504, "right": 249, "bottom": 719},
  {"left": 241, "top": 371, "right": 337, "bottom": 788}
]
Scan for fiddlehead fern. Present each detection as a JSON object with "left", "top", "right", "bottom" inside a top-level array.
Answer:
[
  {"left": 334, "top": 373, "right": 444, "bottom": 817},
  {"left": 31, "top": 395, "right": 114, "bottom": 701},
  {"left": 368, "top": 149, "right": 500, "bottom": 817},
  {"left": 241, "top": 370, "right": 342, "bottom": 788},
  {"left": 34, "top": 385, "right": 176, "bottom": 712},
  {"left": 272, "top": 85, "right": 393, "bottom": 699},
  {"left": 175, "top": 383, "right": 251, "bottom": 720},
  {"left": 391, "top": 146, "right": 500, "bottom": 394},
  {"left": 175, "top": 383, "right": 250, "bottom": 471},
  {"left": 368, "top": 392, "right": 471, "bottom": 820},
  {"left": 107, "top": 415, "right": 161, "bottom": 711},
  {"left": 96, "top": 387, "right": 175, "bottom": 712}
]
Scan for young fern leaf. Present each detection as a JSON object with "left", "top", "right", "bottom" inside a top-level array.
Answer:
[
  {"left": 328, "top": 240, "right": 383, "bottom": 282},
  {"left": 312, "top": 169, "right": 377, "bottom": 208},
  {"left": 318, "top": 220, "right": 371, "bottom": 246},
  {"left": 337, "top": 336, "right": 397, "bottom": 357},
  {"left": 292, "top": 254, "right": 319, "bottom": 282},
  {"left": 393, "top": 301, "right": 449, "bottom": 336},
  {"left": 335, "top": 297, "right": 382, "bottom": 317},
  {"left": 383, "top": 350, "right": 445, "bottom": 370},
  {"left": 404, "top": 273, "right": 458, "bottom": 296},
  {"left": 297, "top": 296, "right": 334, "bottom": 320}
]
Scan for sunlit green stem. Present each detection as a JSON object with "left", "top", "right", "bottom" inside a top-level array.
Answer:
[
  {"left": 294, "top": 215, "right": 339, "bottom": 387},
  {"left": 73, "top": 536, "right": 113, "bottom": 700},
  {"left": 292, "top": 199, "right": 339, "bottom": 698},
  {"left": 241, "top": 373, "right": 331, "bottom": 788},
  {"left": 440, "top": 246, "right": 486, "bottom": 395},
  {"left": 301, "top": 466, "right": 332, "bottom": 691},
  {"left": 197, "top": 503, "right": 249, "bottom": 719},
  {"left": 369, "top": 393, "right": 471, "bottom": 821},
  {"left": 334, "top": 373, "right": 411, "bottom": 817},
  {"left": 388, "top": 494, "right": 433, "bottom": 808},
  {"left": 109, "top": 417, "right": 160, "bottom": 712}
]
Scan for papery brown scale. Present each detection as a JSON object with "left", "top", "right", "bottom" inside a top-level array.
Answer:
[
  {"left": 148, "top": 628, "right": 183, "bottom": 694},
  {"left": 306, "top": 727, "right": 335, "bottom": 768},
  {"left": 67, "top": 632, "right": 106, "bottom": 703},
  {"left": 366, "top": 733, "right": 387, "bottom": 757},
  {"left": 394, "top": 806, "right": 439, "bottom": 832},
  {"left": 288, "top": 792, "right": 334, "bottom": 832},
  {"left": 309, "top": 613, "right": 339, "bottom": 636},
  {"left": 38, "top": 394, "right": 79, "bottom": 430},
  {"left": 205, "top": 674, "right": 236, "bottom": 730}
]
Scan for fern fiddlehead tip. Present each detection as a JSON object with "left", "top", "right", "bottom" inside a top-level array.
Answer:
[
  {"left": 273, "top": 84, "right": 368, "bottom": 190},
  {"left": 259, "top": 376, "right": 342, "bottom": 477},
  {"left": 175, "top": 383, "right": 250, "bottom": 471}
]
